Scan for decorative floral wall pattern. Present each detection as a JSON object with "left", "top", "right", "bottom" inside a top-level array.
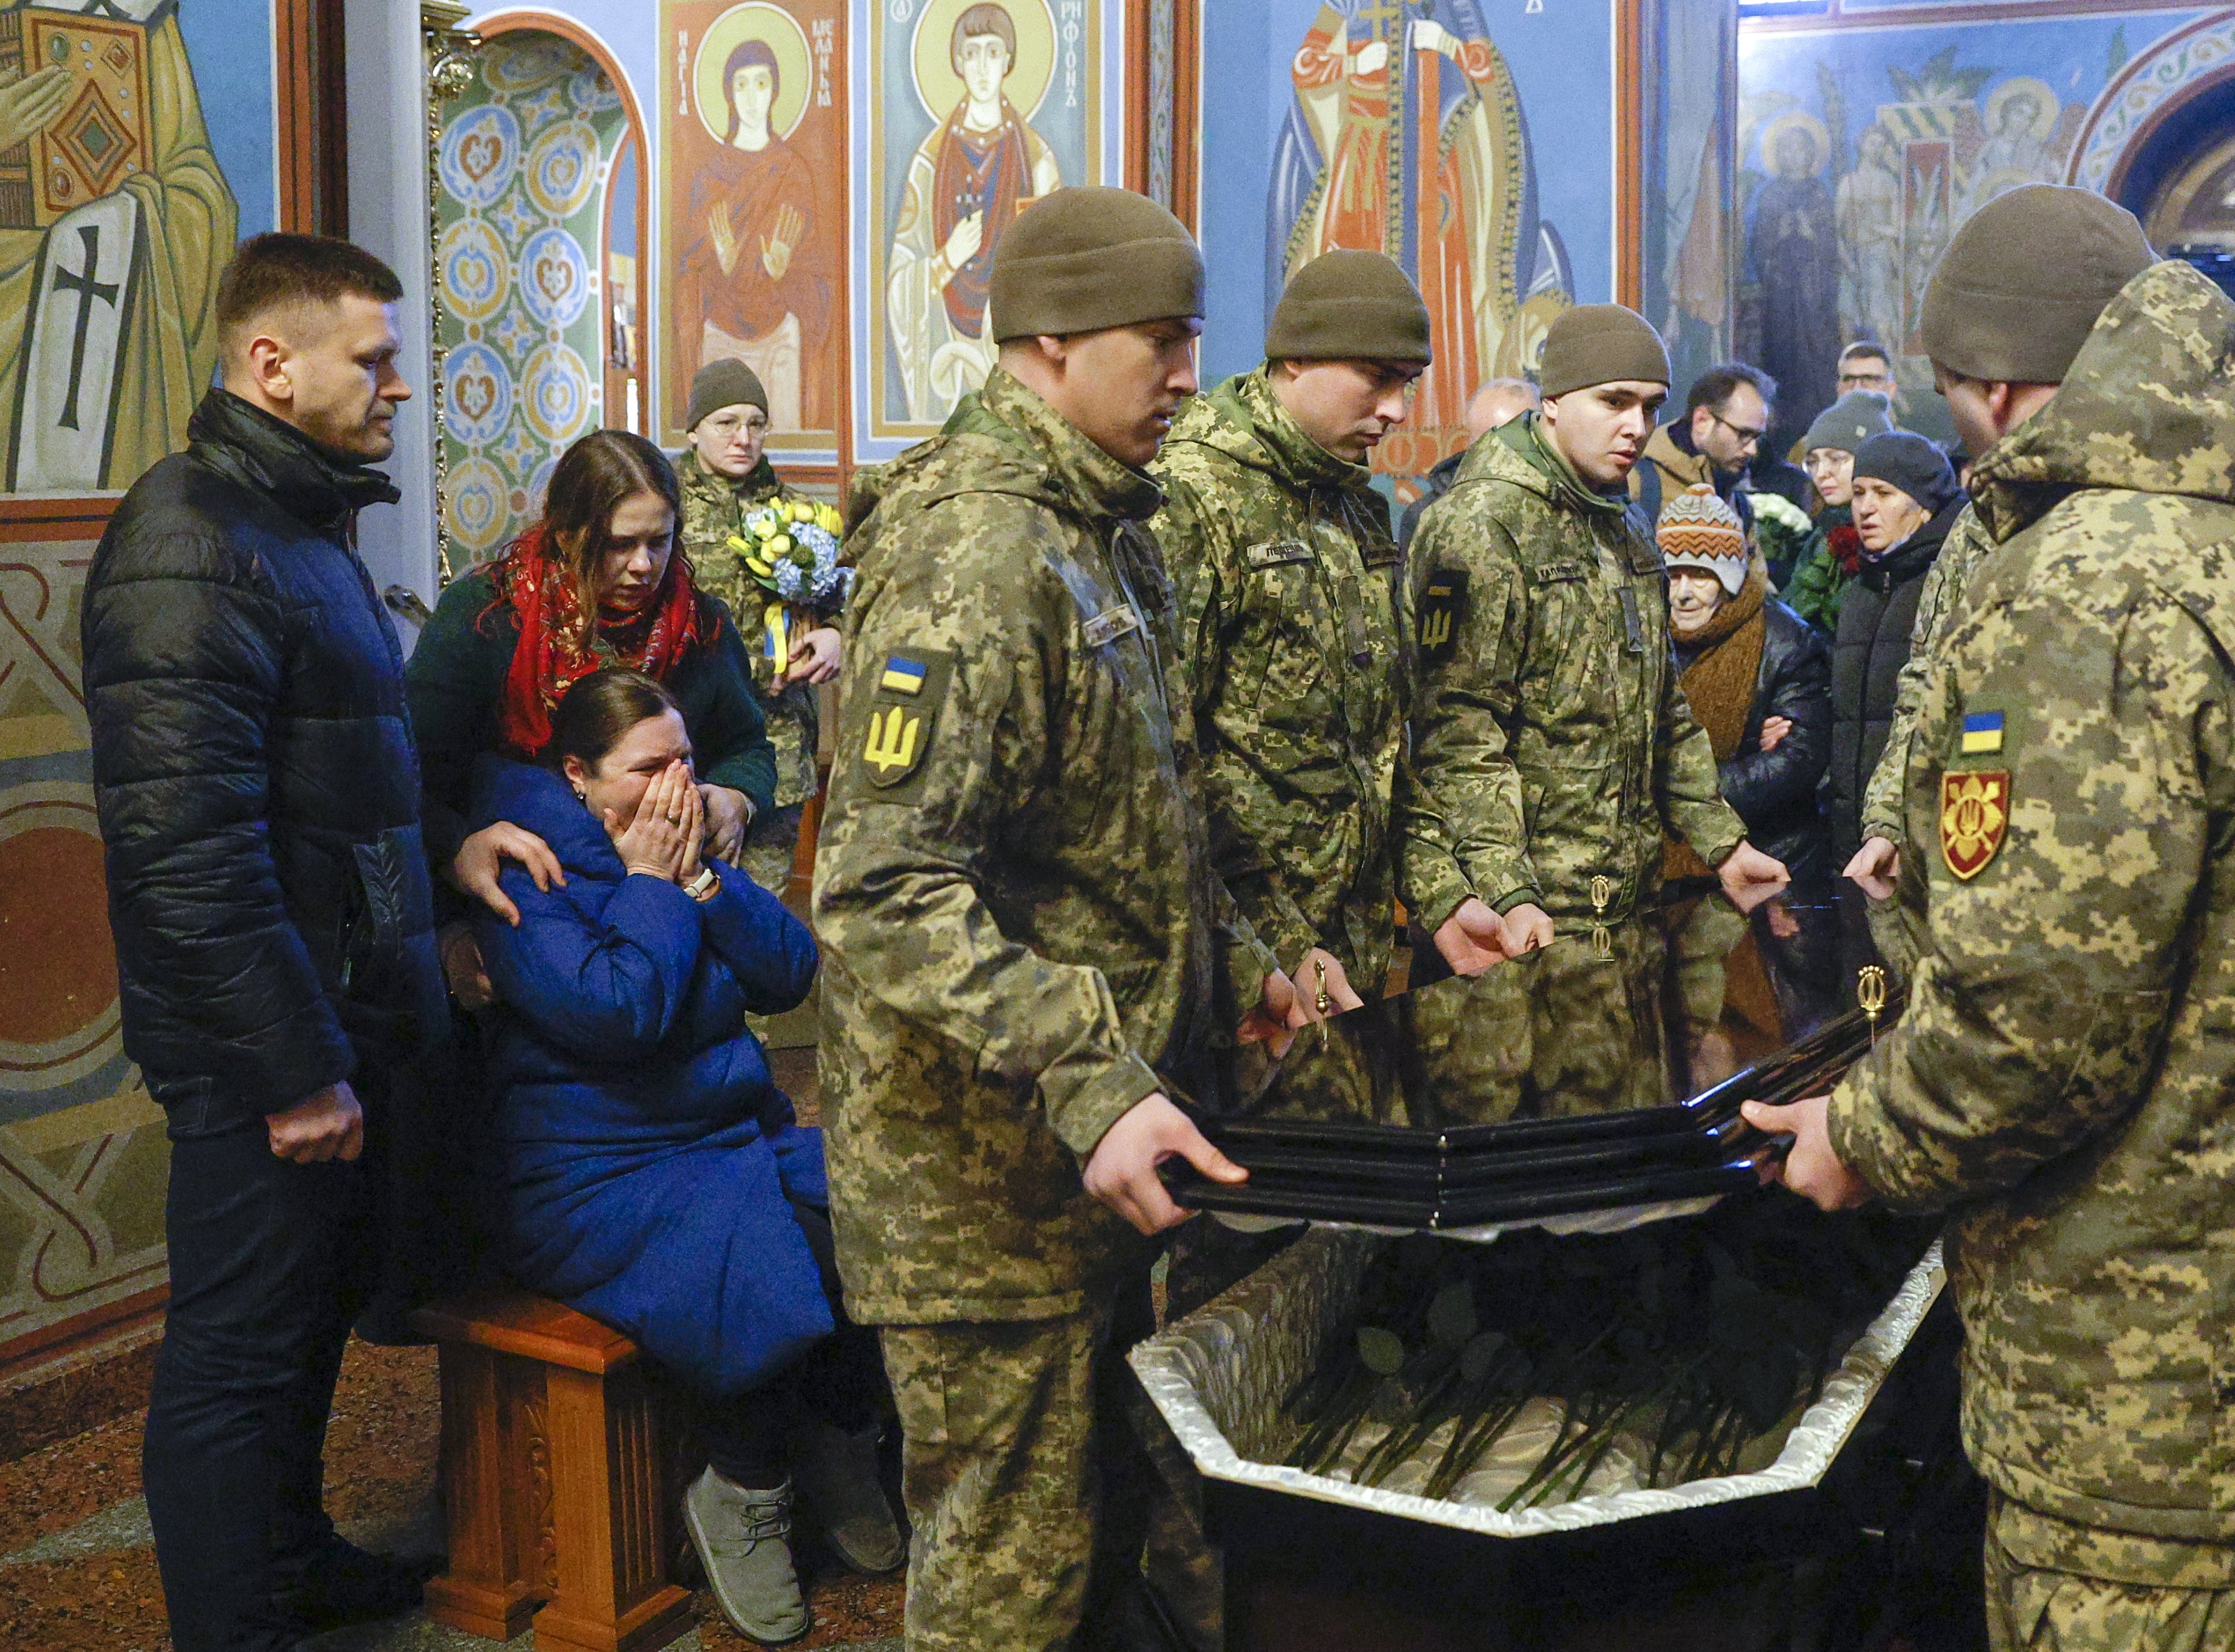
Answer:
[{"left": 434, "top": 33, "right": 633, "bottom": 568}]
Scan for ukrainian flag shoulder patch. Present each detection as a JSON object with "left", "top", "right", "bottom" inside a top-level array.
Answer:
[
  {"left": 1960, "top": 711, "right": 2005, "bottom": 756},
  {"left": 880, "top": 655, "right": 929, "bottom": 695}
]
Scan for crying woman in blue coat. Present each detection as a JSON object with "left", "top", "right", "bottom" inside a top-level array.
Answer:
[{"left": 467, "top": 667, "right": 900, "bottom": 1646}]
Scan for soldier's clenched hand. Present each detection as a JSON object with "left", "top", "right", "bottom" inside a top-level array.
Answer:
[
  {"left": 1741, "top": 1096, "right": 1871, "bottom": 1212},
  {"left": 1432, "top": 897, "right": 1511, "bottom": 976},
  {"left": 1717, "top": 841, "right": 1790, "bottom": 913},
  {"left": 1082, "top": 1093, "right": 1248, "bottom": 1235},
  {"left": 1295, "top": 948, "right": 1366, "bottom": 1021},
  {"left": 1844, "top": 836, "right": 1900, "bottom": 902},
  {"left": 1239, "top": 969, "right": 1309, "bottom": 1058},
  {"left": 1500, "top": 903, "right": 1555, "bottom": 955}
]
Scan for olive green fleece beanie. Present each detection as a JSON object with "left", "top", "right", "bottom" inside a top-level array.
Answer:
[
  {"left": 1265, "top": 250, "right": 1432, "bottom": 364},
  {"left": 989, "top": 186, "right": 1204, "bottom": 342},
  {"left": 1537, "top": 304, "right": 1670, "bottom": 399},
  {"left": 1919, "top": 184, "right": 2155, "bottom": 384}
]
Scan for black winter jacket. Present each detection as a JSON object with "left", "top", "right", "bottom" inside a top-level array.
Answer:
[
  {"left": 83, "top": 390, "right": 444, "bottom": 1127},
  {"left": 1826, "top": 496, "right": 1965, "bottom": 863},
  {"left": 1676, "top": 597, "right": 1833, "bottom": 881}
]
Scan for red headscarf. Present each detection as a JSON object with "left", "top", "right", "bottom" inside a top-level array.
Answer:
[{"left": 489, "top": 525, "right": 715, "bottom": 757}]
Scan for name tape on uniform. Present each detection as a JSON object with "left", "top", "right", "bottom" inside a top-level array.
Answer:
[{"left": 1082, "top": 606, "right": 1141, "bottom": 648}]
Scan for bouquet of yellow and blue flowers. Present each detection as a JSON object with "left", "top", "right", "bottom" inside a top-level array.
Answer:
[{"left": 728, "top": 498, "right": 849, "bottom": 679}]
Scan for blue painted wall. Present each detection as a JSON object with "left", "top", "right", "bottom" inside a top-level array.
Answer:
[{"left": 178, "top": 0, "right": 277, "bottom": 237}]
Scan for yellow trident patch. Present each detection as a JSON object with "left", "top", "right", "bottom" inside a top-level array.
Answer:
[
  {"left": 1419, "top": 568, "right": 1467, "bottom": 658},
  {"left": 864, "top": 706, "right": 922, "bottom": 776},
  {"left": 858, "top": 647, "right": 951, "bottom": 797}
]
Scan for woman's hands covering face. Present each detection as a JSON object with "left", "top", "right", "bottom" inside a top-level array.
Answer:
[{"left": 606, "top": 760, "right": 701, "bottom": 882}]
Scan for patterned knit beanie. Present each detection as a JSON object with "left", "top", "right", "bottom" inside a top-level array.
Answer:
[{"left": 1658, "top": 483, "right": 1748, "bottom": 595}]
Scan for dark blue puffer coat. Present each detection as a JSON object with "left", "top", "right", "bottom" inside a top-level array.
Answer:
[{"left": 470, "top": 756, "right": 829, "bottom": 1397}]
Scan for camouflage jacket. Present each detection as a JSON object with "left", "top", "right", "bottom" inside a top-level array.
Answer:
[
  {"left": 1828, "top": 262, "right": 2235, "bottom": 1550},
  {"left": 1397, "top": 415, "right": 1745, "bottom": 928},
  {"left": 678, "top": 448, "right": 833, "bottom": 810},
  {"left": 1857, "top": 503, "right": 1996, "bottom": 844},
  {"left": 812, "top": 369, "right": 1271, "bottom": 1323},
  {"left": 1149, "top": 369, "right": 1407, "bottom": 987}
]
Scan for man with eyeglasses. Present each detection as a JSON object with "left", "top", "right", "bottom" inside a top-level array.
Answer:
[
  {"left": 1629, "top": 361, "right": 1777, "bottom": 533},
  {"left": 678, "top": 358, "right": 846, "bottom": 894},
  {"left": 1835, "top": 340, "right": 1901, "bottom": 403}
]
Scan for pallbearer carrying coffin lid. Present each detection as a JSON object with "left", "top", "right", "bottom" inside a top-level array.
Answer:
[
  {"left": 1393, "top": 301, "right": 1790, "bottom": 1034},
  {"left": 812, "top": 184, "right": 1302, "bottom": 1651},
  {"left": 1149, "top": 248, "right": 1433, "bottom": 1130},
  {"left": 1747, "top": 185, "right": 2235, "bottom": 1651}
]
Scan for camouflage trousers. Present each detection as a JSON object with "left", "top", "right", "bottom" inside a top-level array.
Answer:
[
  {"left": 880, "top": 1278, "right": 1157, "bottom": 1652},
  {"left": 1985, "top": 1491, "right": 2235, "bottom": 1651},
  {"left": 739, "top": 801, "right": 805, "bottom": 898},
  {"left": 1401, "top": 922, "right": 1672, "bottom": 1126}
]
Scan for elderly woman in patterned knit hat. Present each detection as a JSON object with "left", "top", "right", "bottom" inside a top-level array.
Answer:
[
  {"left": 677, "top": 358, "right": 851, "bottom": 896},
  {"left": 1660, "top": 482, "right": 1833, "bottom": 884}
]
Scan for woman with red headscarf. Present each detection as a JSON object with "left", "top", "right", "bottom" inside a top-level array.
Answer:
[{"left": 408, "top": 430, "right": 776, "bottom": 943}]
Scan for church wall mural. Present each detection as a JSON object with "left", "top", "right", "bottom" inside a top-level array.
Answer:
[
  {"left": 0, "top": 0, "right": 289, "bottom": 1378},
  {"left": 1195, "top": 0, "right": 1738, "bottom": 487},
  {"left": 854, "top": 0, "right": 1129, "bottom": 456},
  {"left": 661, "top": 0, "right": 847, "bottom": 459},
  {"left": 1642, "top": 0, "right": 1740, "bottom": 406},
  {"left": 1736, "top": 2, "right": 2224, "bottom": 448},
  {"left": 434, "top": 29, "right": 636, "bottom": 569}
]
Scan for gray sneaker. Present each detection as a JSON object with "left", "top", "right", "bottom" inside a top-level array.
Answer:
[
  {"left": 793, "top": 1420, "right": 906, "bottom": 1575},
  {"left": 682, "top": 1468, "right": 808, "bottom": 1646}
]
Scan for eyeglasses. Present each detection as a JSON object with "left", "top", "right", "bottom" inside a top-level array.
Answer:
[
  {"left": 1839, "top": 369, "right": 1895, "bottom": 390},
  {"left": 1706, "top": 408, "right": 1767, "bottom": 448},
  {"left": 702, "top": 413, "right": 770, "bottom": 439}
]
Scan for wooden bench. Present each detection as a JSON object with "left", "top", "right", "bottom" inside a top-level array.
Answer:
[{"left": 411, "top": 1287, "right": 695, "bottom": 1652}]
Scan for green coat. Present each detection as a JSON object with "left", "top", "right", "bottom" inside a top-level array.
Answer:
[
  {"left": 676, "top": 447, "right": 836, "bottom": 812},
  {"left": 1829, "top": 262, "right": 2235, "bottom": 1560},
  {"left": 404, "top": 569, "right": 776, "bottom": 874},
  {"left": 1149, "top": 368, "right": 1406, "bottom": 988},
  {"left": 1396, "top": 415, "right": 1744, "bottom": 929},
  {"left": 812, "top": 369, "right": 1270, "bottom": 1324}
]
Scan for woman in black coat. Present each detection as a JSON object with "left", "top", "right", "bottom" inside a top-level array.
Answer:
[{"left": 1827, "top": 433, "right": 1966, "bottom": 870}]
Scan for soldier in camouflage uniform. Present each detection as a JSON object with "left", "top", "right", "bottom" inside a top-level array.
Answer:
[
  {"left": 812, "top": 188, "right": 1296, "bottom": 1652},
  {"left": 676, "top": 359, "right": 846, "bottom": 895},
  {"left": 1746, "top": 186, "right": 2235, "bottom": 1651},
  {"left": 1395, "top": 304, "right": 1788, "bottom": 1015},
  {"left": 1149, "top": 250, "right": 1430, "bottom": 1126}
]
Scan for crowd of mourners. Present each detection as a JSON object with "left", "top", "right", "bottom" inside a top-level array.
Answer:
[{"left": 80, "top": 171, "right": 2235, "bottom": 1652}]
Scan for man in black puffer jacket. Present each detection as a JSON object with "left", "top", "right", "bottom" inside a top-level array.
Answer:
[{"left": 82, "top": 235, "right": 444, "bottom": 1651}]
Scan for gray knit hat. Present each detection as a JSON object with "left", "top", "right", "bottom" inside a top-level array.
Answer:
[
  {"left": 1801, "top": 390, "right": 1895, "bottom": 456},
  {"left": 989, "top": 186, "right": 1203, "bottom": 342},
  {"left": 1919, "top": 185, "right": 2155, "bottom": 384},
  {"left": 687, "top": 360, "right": 767, "bottom": 432},
  {"left": 1265, "top": 250, "right": 1432, "bottom": 364},
  {"left": 1537, "top": 305, "right": 1670, "bottom": 399}
]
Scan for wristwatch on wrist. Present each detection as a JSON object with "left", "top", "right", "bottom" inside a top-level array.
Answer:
[{"left": 684, "top": 865, "right": 721, "bottom": 903}]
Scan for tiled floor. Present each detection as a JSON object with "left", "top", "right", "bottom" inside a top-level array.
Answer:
[{"left": 0, "top": 1321, "right": 903, "bottom": 1650}]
